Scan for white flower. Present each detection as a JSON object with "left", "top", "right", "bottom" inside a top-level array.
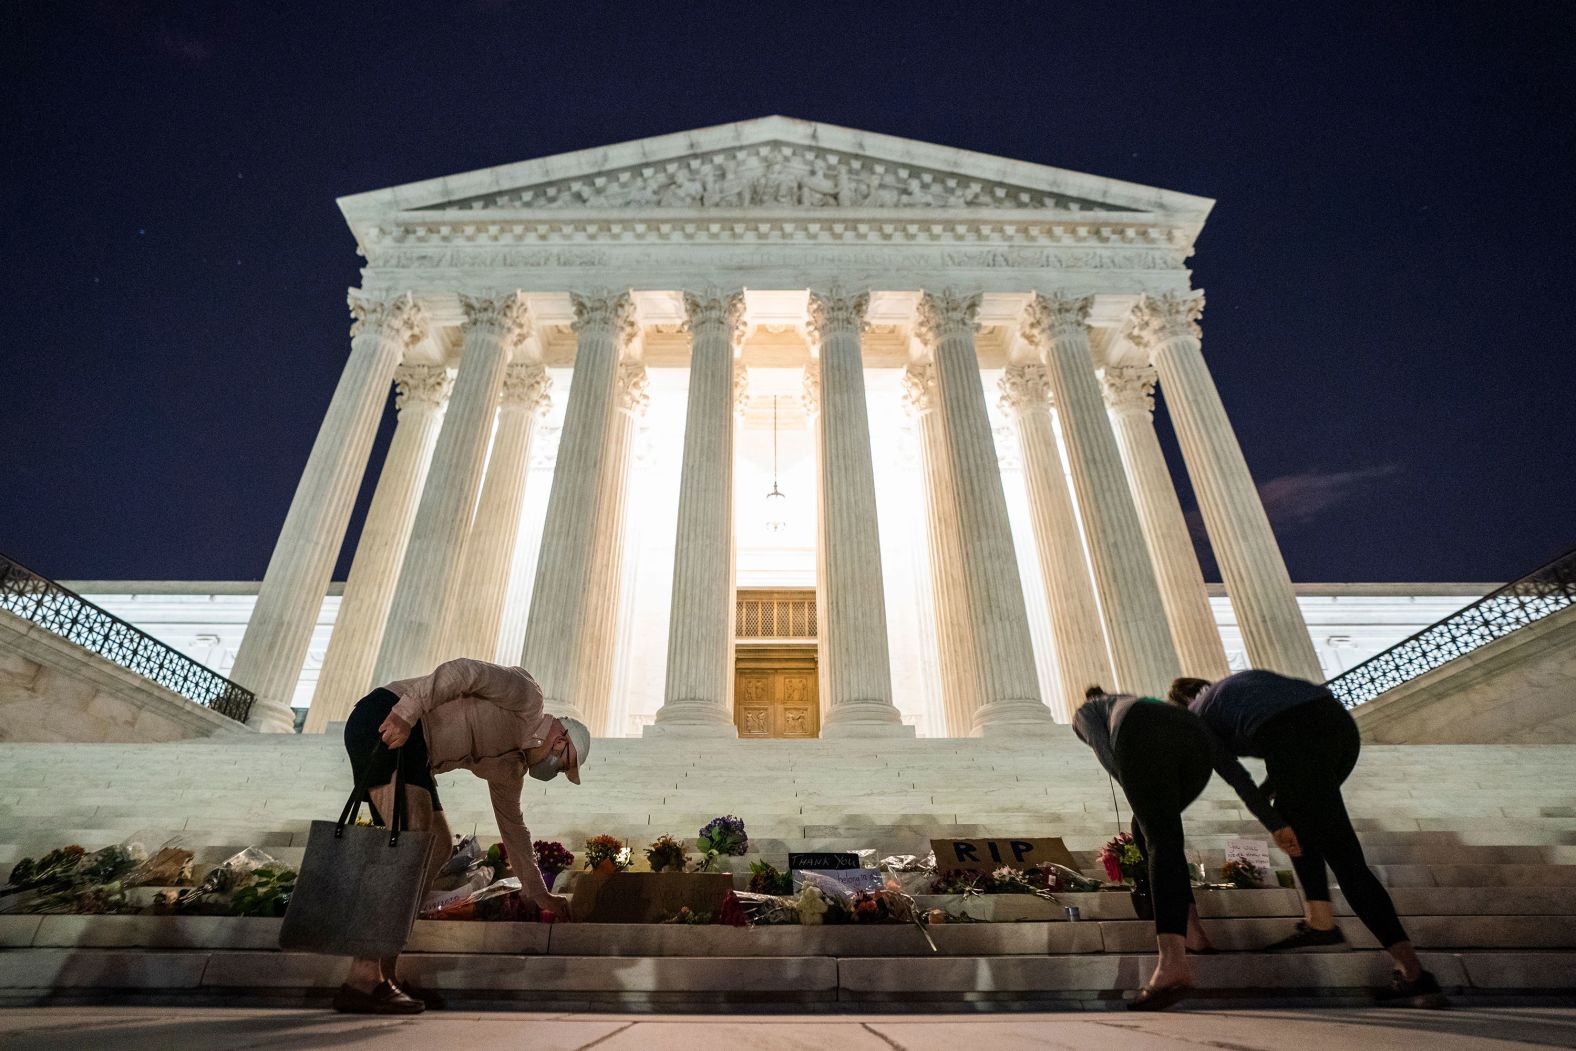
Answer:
[{"left": 616, "top": 847, "right": 632, "bottom": 867}]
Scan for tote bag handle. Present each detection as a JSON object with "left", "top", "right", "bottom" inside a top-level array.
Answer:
[{"left": 335, "top": 741, "right": 411, "bottom": 847}]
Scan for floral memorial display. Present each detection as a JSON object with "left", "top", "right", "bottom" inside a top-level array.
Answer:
[
  {"left": 1, "top": 840, "right": 294, "bottom": 917},
  {"left": 695, "top": 815, "right": 748, "bottom": 871},
  {"left": 583, "top": 834, "right": 633, "bottom": 874},
  {"left": 644, "top": 835, "right": 688, "bottom": 874}
]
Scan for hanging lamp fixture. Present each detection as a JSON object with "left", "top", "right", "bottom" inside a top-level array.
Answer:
[{"left": 764, "top": 394, "right": 787, "bottom": 533}]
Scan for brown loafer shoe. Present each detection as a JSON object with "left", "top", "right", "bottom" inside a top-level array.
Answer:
[
  {"left": 1128, "top": 983, "right": 1192, "bottom": 1011},
  {"left": 332, "top": 980, "right": 426, "bottom": 1014}
]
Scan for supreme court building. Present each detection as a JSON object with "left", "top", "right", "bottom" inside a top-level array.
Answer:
[{"left": 229, "top": 117, "right": 1324, "bottom": 739}]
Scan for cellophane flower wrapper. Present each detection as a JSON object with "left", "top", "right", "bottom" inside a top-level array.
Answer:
[
  {"left": 723, "top": 891, "right": 801, "bottom": 926},
  {"left": 879, "top": 853, "right": 937, "bottom": 896}
]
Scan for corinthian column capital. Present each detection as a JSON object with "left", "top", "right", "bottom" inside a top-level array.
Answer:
[
  {"left": 1021, "top": 292, "right": 1093, "bottom": 347},
  {"left": 682, "top": 288, "right": 746, "bottom": 345},
  {"left": 899, "top": 362, "right": 938, "bottom": 416},
  {"left": 914, "top": 289, "right": 981, "bottom": 346},
  {"left": 570, "top": 289, "right": 638, "bottom": 347},
  {"left": 393, "top": 364, "right": 452, "bottom": 413},
  {"left": 459, "top": 290, "right": 534, "bottom": 356},
  {"left": 806, "top": 286, "right": 870, "bottom": 347},
  {"left": 615, "top": 362, "right": 651, "bottom": 417},
  {"left": 799, "top": 361, "right": 820, "bottom": 417},
  {"left": 349, "top": 290, "right": 429, "bottom": 347},
  {"left": 500, "top": 362, "right": 553, "bottom": 415},
  {"left": 1128, "top": 291, "right": 1205, "bottom": 350},
  {"left": 1101, "top": 364, "right": 1158, "bottom": 416},
  {"left": 997, "top": 363, "right": 1053, "bottom": 417}
]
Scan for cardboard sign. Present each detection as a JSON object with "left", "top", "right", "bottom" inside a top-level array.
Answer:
[
  {"left": 932, "top": 837, "right": 1078, "bottom": 873},
  {"left": 1225, "top": 838, "right": 1274, "bottom": 888},
  {"left": 792, "top": 868, "right": 883, "bottom": 894},
  {"left": 788, "top": 852, "right": 862, "bottom": 872}
]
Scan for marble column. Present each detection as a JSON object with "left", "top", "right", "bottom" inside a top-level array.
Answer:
[
  {"left": 1129, "top": 292, "right": 1322, "bottom": 680},
  {"left": 901, "top": 363, "right": 982, "bottom": 735},
  {"left": 649, "top": 289, "right": 744, "bottom": 737},
  {"left": 303, "top": 363, "right": 451, "bottom": 733},
  {"left": 374, "top": 292, "right": 531, "bottom": 683},
  {"left": 231, "top": 292, "right": 427, "bottom": 732},
  {"left": 574, "top": 360, "right": 648, "bottom": 735},
  {"left": 1102, "top": 364, "right": 1231, "bottom": 679},
  {"left": 522, "top": 290, "right": 636, "bottom": 722},
  {"left": 808, "top": 288, "right": 909, "bottom": 736},
  {"left": 916, "top": 290, "right": 1053, "bottom": 735},
  {"left": 445, "top": 361, "right": 553, "bottom": 662},
  {"left": 802, "top": 362, "right": 831, "bottom": 718},
  {"left": 998, "top": 364, "right": 1114, "bottom": 718},
  {"left": 1023, "top": 293, "right": 1180, "bottom": 698}
]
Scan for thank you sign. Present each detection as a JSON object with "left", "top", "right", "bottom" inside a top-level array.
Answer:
[{"left": 932, "top": 837, "right": 1078, "bottom": 872}]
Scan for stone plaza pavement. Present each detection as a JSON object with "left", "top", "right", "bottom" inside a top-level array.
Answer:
[{"left": 3, "top": 1006, "right": 1576, "bottom": 1050}]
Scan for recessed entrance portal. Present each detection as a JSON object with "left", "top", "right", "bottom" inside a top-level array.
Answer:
[
  {"left": 735, "top": 588, "right": 819, "bottom": 739},
  {"left": 734, "top": 644, "right": 819, "bottom": 738}
]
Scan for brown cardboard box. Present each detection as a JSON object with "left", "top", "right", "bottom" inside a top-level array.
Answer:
[{"left": 563, "top": 870, "right": 736, "bottom": 923}]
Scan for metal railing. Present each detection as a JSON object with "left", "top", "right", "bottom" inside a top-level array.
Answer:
[
  {"left": 1326, "top": 545, "right": 1576, "bottom": 708},
  {"left": 0, "top": 552, "right": 255, "bottom": 723}
]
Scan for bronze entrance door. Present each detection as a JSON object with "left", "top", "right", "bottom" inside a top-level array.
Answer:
[{"left": 734, "top": 645, "right": 819, "bottom": 739}]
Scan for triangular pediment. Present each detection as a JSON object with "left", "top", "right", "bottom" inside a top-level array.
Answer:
[{"left": 339, "top": 117, "right": 1212, "bottom": 234}]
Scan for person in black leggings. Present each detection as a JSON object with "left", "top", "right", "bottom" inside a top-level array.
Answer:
[
  {"left": 1074, "top": 687, "right": 1214, "bottom": 1010},
  {"left": 1172, "top": 670, "right": 1446, "bottom": 1007}
]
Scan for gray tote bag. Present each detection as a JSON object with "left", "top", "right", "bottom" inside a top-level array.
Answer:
[{"left": 279, "top": 745, "right": 435, "bottom": 958}]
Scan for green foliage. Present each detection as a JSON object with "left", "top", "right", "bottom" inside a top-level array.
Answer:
[
  {"left": 748, "top": 861, "right": 792, "bottom": 895},
  {"left": 229, "top": 866, "right": 297, "bottom": 917}
]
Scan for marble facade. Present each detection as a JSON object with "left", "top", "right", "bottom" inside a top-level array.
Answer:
[{"left": 215, "top": 117, "right": 1336, "bottom": 736}]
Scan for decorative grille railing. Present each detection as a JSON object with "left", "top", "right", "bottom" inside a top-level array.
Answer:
[
  {"left": 0, "top": 552, "right": 255, "bottom": 723},
  {"left": 736, "top": 589, "right": 818, "bottom": 640},
  {"left": 1325, "top": 545, "right": 1576, "bottom": 709}
]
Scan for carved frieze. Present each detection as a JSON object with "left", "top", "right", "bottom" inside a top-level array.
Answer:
[{"left": 419, "top": 142, "right": 1140, "bottom": 215}]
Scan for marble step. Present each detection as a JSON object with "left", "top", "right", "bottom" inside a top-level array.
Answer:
[
  {"left": 1, "top": 946, "right": 1572, "bottom": 1005},
  {"left": 6, "top": 908, "right": 1576, "bottom": 955}
]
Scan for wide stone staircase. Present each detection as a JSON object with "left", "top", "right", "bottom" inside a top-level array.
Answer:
[{"left": 2, "top": 733, "right": 1575, "bottom": 1008}]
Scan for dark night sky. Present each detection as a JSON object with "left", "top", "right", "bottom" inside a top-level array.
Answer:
[{"left": 2, "top": 2, "right": 1572, "bottom": 585}]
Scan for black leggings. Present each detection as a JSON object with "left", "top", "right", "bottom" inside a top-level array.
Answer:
[
  {"left": 1115, "top": 703, "right": 1213, "bottom": 937},
  {"left": 1254, "top": 695, "right": 1407, "bottom": 948}
]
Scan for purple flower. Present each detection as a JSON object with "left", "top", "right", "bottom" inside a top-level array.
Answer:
[{"left": 697, "top": 815, "right": 748, "bottom": 856}]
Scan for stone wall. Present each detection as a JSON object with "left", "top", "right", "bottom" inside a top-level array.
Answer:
[
  {"left": 0, "top": 611, "right": 252, "bottom": 743},
  {"left": 1352, "top": 603, "right": 1576, "bottom": 744}
]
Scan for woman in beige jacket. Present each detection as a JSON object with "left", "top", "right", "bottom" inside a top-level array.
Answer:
[{"left": 334, "top": 657, "right": 590, "bottom": 1014}]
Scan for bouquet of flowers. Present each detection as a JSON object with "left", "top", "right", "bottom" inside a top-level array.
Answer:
[
  {"left": 1099, "top": 832, "right": 1145, "bottom": 884},
  {"left": 665, "top": 905, "right": 714, "bottom": 925},
  {"left": 695, "top": 815, "right": 747, "bottom": 872},
  {"left": 5, "top": 845, "right": 86, "bottom": 894},
  {"left": 931, "top": 869, "right": 991, "bottom": 896},
  {"left": 1221, "top": 857, "right": 1261, "bottom": 889},
  {"left": 533, "top": 841, "right": 574, "bottom": 883},
  {"left": 645, "top": 835, "right": 687, "bottom": 873},
  {"left": 748, "top": 860, "right": 792, "bottom": 895},
  {"left": 583, "top": 835, "right": 632, "bottom": 873}
]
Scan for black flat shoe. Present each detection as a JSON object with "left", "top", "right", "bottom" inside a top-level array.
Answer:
[
  {"left": 1376, "top": 969, "right": 1449, "bottom": 1009},
  {"left": 1264, "top": 921, "right": 1346, "bottom": 952},
  {"left": 1128, "top": 983, "right": 1192, "bottom": 1011},
  {"left": 395, "top": 981, "right": 447, "bottom": 1010},
  {"left": 331, "top": 980, "right": 426, "bottom": 1015},
  {"left": 1187, "top": 945, "right": 1221, "bottom": 955}
]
